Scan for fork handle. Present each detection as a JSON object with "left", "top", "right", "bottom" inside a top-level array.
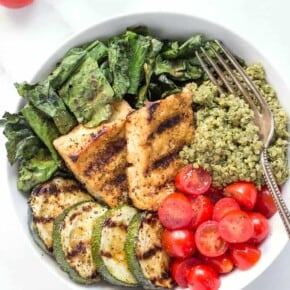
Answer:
[{"left": 261, "top": 148, "right": 290, "bottom": 238}]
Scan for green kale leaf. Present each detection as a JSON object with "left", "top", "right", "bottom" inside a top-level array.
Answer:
[
  {"left": 48, "top": 47, "right": 87, "bottom": 89},
  {"left": 15, "top": 81, "right": 77, "bottom": 134},
  {"left": 59, "top": 56, "right": 114, "bottom": 127},
  {"left": 86, "top": 39, "right": 108, "bottom": 63},
  {"left": 136, "top": 38, "right": 163, "bottom": 107},
  {"left": 161, "top": 34, "right": 204, "bottom": 59},
  {"left": 21, "top": 104, "right": 60, "bottom": 164},
  {"left": 17, "top": 149, "right": 58, "bottom": 192},
  {"left": 154, "top": 55, "right": 202, "bottom": 81},
  {"left": 1, "top": 112, "right": 43, "bottom": 165},
  {"left": 125, "top": 31, "right": 151, "bottom": 94},
  {"left": 108, "top": 37, "right": 130, "bottom": 98},
  {"left": 1, "top": 111, "right": 59, "bottom": 193}
]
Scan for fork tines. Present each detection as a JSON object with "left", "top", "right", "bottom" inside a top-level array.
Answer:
[
  {"left": 196, "top": 40, "right": 266, "bottom": 114},
  {"left": 196, "top": 40, "right": 290, "bottom": 238}
]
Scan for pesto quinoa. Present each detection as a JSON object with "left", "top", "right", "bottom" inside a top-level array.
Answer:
[{"left": 181, "top": 64, "right": 289, "bottom": 187}]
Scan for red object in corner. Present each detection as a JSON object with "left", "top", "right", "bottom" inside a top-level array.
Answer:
[{"left": 0, "top": 0, "right": 33, "bottom": 8}]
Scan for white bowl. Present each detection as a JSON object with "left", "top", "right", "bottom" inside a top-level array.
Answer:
[{"left": 5, "top": 11, "right": 290, "bottom": 290}]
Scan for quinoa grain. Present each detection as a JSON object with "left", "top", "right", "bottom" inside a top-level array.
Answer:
[{"left": 181, "top": 64, "right": 289, "bottom": 187}]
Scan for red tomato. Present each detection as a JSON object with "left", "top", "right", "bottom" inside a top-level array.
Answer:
[
  {"left": 212, "top": 197, "right": 240, "bottom": 222},
  {"left": 223, "top": 181, "right": 257, "bottom": 211},
  {"left": 187, "top": 265, "right": 221, "bottom": 290},
  {"left": 200, "top": 253, "right": 234, "bottom": 274},
  {"left": 158, "top": 193, "right": 193, "bottom": 229},
  {"left": 218, "top": 210, "right": 254, "bottom": 243},
  {"left": 230, "top": 243, "right": 261, "bottom": 270},
  {"left": 248, "top": 212, "right": 270, "bottom": 244},
  {"left": 0, "top": 0, "right": 33, "bottom": 8},
  {"left": 255, "top": 185, "right": 277, "bottom": 218},
  {"left": 175, "top": 165, "right": 212, "bottom": 195},
  {"left": 205, "top": 186, "right": 224, "bottom": 203},
  {"left": 161, "top": 228, "right": 196, "bottom": 258},
  {"left": 171, "top": 257, "right": 201, "bottom": 288},
  {"left": 195, "top": 220, "right": 229, "bottom": 257},
  {"left": 188, "top": 195, "right": 214, "bottom": 229}
]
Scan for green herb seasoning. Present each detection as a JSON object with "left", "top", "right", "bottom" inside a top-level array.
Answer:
[{"left": 181, "top": 64, "right": 289, "bottom": 187}]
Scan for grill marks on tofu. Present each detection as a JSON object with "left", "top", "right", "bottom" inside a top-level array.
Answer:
[
  {"left": 126, "top": 90, "right": 194, "bottom": 210},
  {"left": 53, "top": 100, "right": 133, "bottom": 208},
  {"left": 83, "top": 137, "right": 126, "bottom": 176},
  {"left": 53, "top": 93, "right": 194, "bottom": 210},
  {"left": 29, "top": 178, "right": 93, "bottom": 252}
]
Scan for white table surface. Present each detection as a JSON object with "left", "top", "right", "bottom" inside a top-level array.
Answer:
[{"left": 0, "top": 0, "right": 289, "bottom": 289}]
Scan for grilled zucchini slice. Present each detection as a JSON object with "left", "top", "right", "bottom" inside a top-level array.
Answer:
[
  {"left": 125, "top": 212, "right": 174, "bottom": 289},
  {"left": 29, "top": 177, "right": 93, "bottom": 252},
  {"left": 53, "top": 201, "right": 107, "bottom": 284},
  {"left": 92, "top": 205, "right": 139, "bottom": 287},
  {"left": 28, "top": 213, "right": 53, "bottom": 256}
]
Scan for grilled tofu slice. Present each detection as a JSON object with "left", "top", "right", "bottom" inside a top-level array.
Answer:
[
  {"left": 125, "top": 212, "right": 174, "bottom": 289},
  {"left": 126, "top": 89, "right": 194, "bottom": 210},
  {"left": 29, "top": 177, "right": 93, "bottom": 252},
  {"left": 53, "top": 201, "right": 107, "bottom": 284},
  {"left": 53, "top": 100, "right": 133, "bottom": 208}
]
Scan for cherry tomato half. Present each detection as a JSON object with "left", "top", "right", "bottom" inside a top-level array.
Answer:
[
  {"left": 187, "top": 264, "right": 221, "bottom": 290},
  {"left": 230, "top": 243, "right": 261, "bottom": 270},
  {"left": 161, "top": 228, "right": 196, "bottom": 258},
  {"left": 212, "top": 197, "right": 240, "bottom": 222},
  {"left": 200, "top": 253, "right": 234, "bottom": 274},
  {"left": 218, "top": 210, "right": 254, "bottom": 243},
  {"left": 254, "top": 185, "right": 277, "bottom": 218},
  {"left": 205, "top": 185, "right": 224, "bottom": 203},
  {"left": 158, "top": 192, "right": 193, "bottom": 229},
  {"left": 223, "top": 181, "right": 257, "bottom": 211},
  {"left": 0, "top": 0, "right": 33, "bottom": 8},
  {"left": 188, "top": 195, "right": 214, "bottom": 229},
  {"left": 248, "top": 212, "right": 270, "bottom": 244},
  {"left": 195, "top": 220, "right": 229, "bottom": 257},
  {"left": 175, "top": 165, "right": 212, "bottom": 195},
  {"left": 171, "top": 257, "right": 201, "bottom": 288}
]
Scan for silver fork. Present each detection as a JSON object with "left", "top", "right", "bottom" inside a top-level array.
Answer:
[{"left": 196, "top": 40, "right": 290, "bottom": 238}]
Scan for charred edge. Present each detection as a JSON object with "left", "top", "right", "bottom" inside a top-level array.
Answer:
[
  {"left": 100, "top": 250, "right": 112, "bottom": 259},
  {"left": 69, "top": 154, "right": 79, "bottom": 162},
  {"left": 33, "top": 216, "right": 54, "bottom": 224},
  {"left": 32, "top": 183, "right": 83, "bottom": 196},
  {"left": 103, "top": 218, "right": 128, "bottom": 231},
  {"left": 89, "top": 270, "right": 101, "bottom": 280},
  {"left": 84, "top": 138, "right": 126, "bottom": 176},
  {"left": 148, "top": 115, "right": 182, "bottom": 140},
  {"left": 150, "top": 151, "right": 179, "bottom": 172},
  {"left": 69, "top": 211, "right": 82, "bottom": 223},
  {"left": 150, "top": 270, "right": 172, "bottom": 287},
  {"left": 82, "top": 204, "right": 94, "bottom": 212},
  {"left": 137, "top": 246, "right": 163, "bottom": 260},
  {"left": 47, "top": 246, "right": 53, "bottom": 253},
  {"left": 90, "top": 128, "right": 107, "bottom": 141},
  {"left": 146, "top": 102, "right": 160, "bottom": 122},
  {"left": 157, "top": 115, "right": 182, "bottom": 135},
  {"left": 31, "top": 183, "right": 45, "bottom": 195},
  {"left": 142, "top": 213, "right": 159, "bottom": 227},
  {"left": 110, "top": 172, "right": 127, "bottom": 185},
  {"left": 66, "top": 241, "right": 86, "bottom": 259},
  {"left": 32, "top": 183, "right": 57, "bottom": 195},
  {"left": 68, "top": 204, "right": 93, "bottom": 223}
]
